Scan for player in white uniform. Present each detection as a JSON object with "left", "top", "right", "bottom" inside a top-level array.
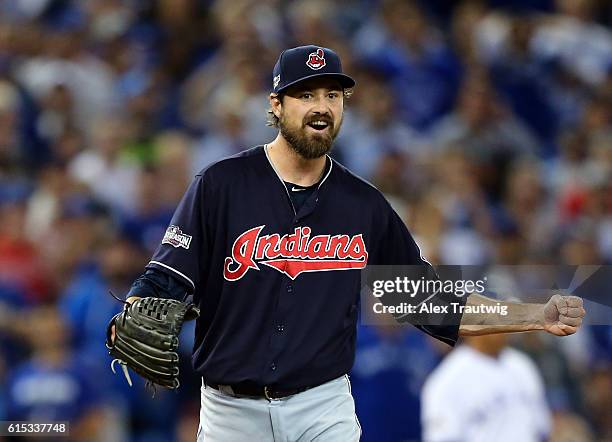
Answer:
[{"left": 421, "top": 334, "right": 551, "bottom": 442}]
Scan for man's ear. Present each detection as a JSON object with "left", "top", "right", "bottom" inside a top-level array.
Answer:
[{"left": 269, "top": 93, "right": 282, "bottom": 118}]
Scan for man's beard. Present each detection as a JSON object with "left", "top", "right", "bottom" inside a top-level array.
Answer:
[{"left": 279, "top": 113, "right": 342, "bottom": 159}]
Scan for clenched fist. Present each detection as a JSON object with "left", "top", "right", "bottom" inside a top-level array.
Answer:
[{"left": 543, "top": 295, "right": 586, "bottom": 336}]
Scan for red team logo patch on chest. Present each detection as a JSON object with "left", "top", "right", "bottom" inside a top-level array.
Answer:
[{"left": 223, "top": 226, "right": 368, "bottom": 281}]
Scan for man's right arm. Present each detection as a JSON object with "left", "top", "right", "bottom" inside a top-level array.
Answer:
[{"left": 459, "top": 293, "right": 585, "bottom": 336}]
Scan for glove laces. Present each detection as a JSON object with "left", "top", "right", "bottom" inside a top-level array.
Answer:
[
  {"left": 108, "top": 290, "right": 133, "bottom": 387},
  {"left": 110, "top": 358, "right": 133, "bottom": 386}
]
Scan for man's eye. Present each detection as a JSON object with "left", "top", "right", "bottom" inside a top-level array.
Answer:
[
  {"left": 301, "top": 93, "right": 313, "bottom": 99},
  {"left": 328, "top": 92, "right": 339, "bottom": 99}
]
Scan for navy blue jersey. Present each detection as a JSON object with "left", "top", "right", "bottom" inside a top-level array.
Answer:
[{"left": 146, "top": 145, "right": 462, "bottom": 390}]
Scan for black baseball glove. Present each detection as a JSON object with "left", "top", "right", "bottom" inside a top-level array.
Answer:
[{"left": 105, "top": 296, "right": 199, "bottom": 390}]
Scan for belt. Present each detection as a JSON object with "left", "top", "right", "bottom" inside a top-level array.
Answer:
[{"left": 205, "top": 382, "right": 312, "bottom": 400}]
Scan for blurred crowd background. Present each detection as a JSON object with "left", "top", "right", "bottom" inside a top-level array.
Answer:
[{"left": 0, "top": 0, "right": 610, "bottom": 441}]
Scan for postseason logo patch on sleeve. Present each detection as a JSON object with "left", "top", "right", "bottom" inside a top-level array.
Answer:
[{"left": 162, "top": 225, "right": 193, "bottom": 250}]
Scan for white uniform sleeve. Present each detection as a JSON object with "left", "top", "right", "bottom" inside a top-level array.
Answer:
[
  {"left": 505, "top": 349, "right": 552, "bottom": 440},
  {"left": 523, "top": 355, "right": 552, "bottom": 439},
  {"left": 421, "top": 376, "right": 464, "bottom": 442}
]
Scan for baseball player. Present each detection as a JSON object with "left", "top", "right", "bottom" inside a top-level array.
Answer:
[
  {"left": 108, "top": 45, "right": 585, "bottom": 441},
  {"left": 421, "top": 334, "right": 551, "bottom": 442}
]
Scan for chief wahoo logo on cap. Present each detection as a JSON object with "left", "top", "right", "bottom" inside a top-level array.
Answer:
[{"left": 306, "top": 48, "right": 326, "bottom": 70}]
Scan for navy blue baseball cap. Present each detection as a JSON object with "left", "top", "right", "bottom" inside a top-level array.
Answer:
[{"left": 272, "top": 45, "right": 356, "bottom": 94}]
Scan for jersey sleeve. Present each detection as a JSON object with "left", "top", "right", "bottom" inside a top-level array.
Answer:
[
  {"left": 421, "top": 375, "right": 465, "bottom": 442},
  {"left": 127, "top": 268, "right": 192, "bottom": 301},
  {"left": 371, "top": 202, "right": 465, "bottom": 346},
  {"left": 146, "top": 174, "right": 207, "bottom": 290}
]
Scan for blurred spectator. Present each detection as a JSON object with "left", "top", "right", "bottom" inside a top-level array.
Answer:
[
  {"left": 353, "top": 0, "right": 461, "bottom": 130},
  {"left": 153, "top": 131, "right": 192, "bottom": 205},
  {"left": 288, "top": 0, "right": 339, "bottom": 46},
  {"left": 451, "top": 1, "right": 489, "bottom": 65},
  {"left": 24, "top": 163, "right": 72, "bottom": 242},
  {"left": 487, "top": 13, "right": 560, "bottom": 149},
  {"left": 36, "top": 193, "right": 112, "bottom": 290},
  {"left": 120, "top": 166, "right": 174, "bottom": 254},
  {"left": 549, "top": 411, "right": 596, "bottom": 442},
  {"left": 68, "top": 116, "right": 140, "bottom": 215},
  {"left": 337, "top": 68, "right": 423, "bottom": 180},
  {"left": 175, "top": 403, "right": 201, "bottom": 442},
  {"left": 351, "top": 325, "right": 441, "bottom": 442},
  {"left": 189, "top": 98, "right": 255, "bottom": 173},
  {"left": 427, "top": 69, "right": 539, "bottom": 158},
  {"left": 180, "top": 1, "right": 274, "bottom": 137},
  {"left": 0, "top": 79, "right": 25, "bottom": 174},
  {"left": 4, "top": 305, "right": 105, "bottom": 441},
  {"left": 60, "top": 237, "right": 145, "bottom": 367},
  {"left": 531, "top": 0, "right": 612, "bottom": 87},
  {"left": 503, "top": 160, "right": 558, "bottom": 256},
  {"left": 582, "top": 364, "right": 612, "bottom": 440},
  {"left": 36, "top": 83, "right": 76, "bottom": 149},
  {"left": 15, "top": 21, "right": 117, "bottom": 135},
  {"left": 0, "top": 183, "right": 53, "bottom": 304}
]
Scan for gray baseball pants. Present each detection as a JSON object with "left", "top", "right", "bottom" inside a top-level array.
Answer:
[{"left": 197, "top": 375, "right": 361, "bottom": 441}]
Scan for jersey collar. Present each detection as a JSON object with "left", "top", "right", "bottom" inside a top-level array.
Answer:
[
  {"left": 264, "top": 144, "right": 333, "bottom": 219},
  {"left": 263, "top": 144, "right": 333, "bottom": 190}
]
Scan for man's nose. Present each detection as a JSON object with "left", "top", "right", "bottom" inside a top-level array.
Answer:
[{"left": 311, "top": 96, "right": 331, "bottom": 114}]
